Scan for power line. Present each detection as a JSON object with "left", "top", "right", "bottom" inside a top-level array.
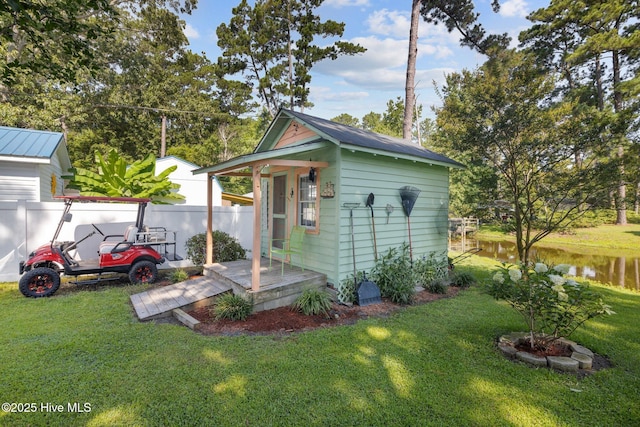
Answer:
[{"left": 93, "top": 103, "right": 219, "bottom": 117}]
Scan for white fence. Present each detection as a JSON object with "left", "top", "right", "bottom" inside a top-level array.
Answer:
[{"left": 0, "top": 200, "right": 254, "bottom": 282}]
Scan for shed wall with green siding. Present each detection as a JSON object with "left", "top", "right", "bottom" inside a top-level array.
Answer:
[
  {"left": 335, "top": 149, "right": 449, "bottom": 286},
  {"left": 258, "top": 144, "right": 450, "bottom": 287}
]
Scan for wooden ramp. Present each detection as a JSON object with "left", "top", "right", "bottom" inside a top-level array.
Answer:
[{"left": 131, "top": 277, "right": 231, "bottom": 321}]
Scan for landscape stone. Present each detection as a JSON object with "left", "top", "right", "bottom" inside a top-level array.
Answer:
[
  {"left": 499, "top": 332, "right": 528, "bottom": 345},
  {"left": 558, "top": 337, "right": 577, "bottom": 347},
  {"left": 516, "top": 351, "right": 548, "bottom": 367},
  {"left": 498, "top": 334, "right": 598, "bottom": 373},
  {"left": 571, "top": 352, "right": 593, "bottom": 370},
  {"left": 547, "top": 356, "right": 579, "bottom": 372},
  {"left": 498, "top": 343, "right": 518, "bottom": 359},
  {"left": 570, "top": 343, "right": 594, "bottom": 358}
]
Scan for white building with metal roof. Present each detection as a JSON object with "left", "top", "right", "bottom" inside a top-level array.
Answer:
[
  {"left": 156, "top": 155, "right": 223, "bottom": 206},
  {"left": 0, "top": 126, "right": 71, "bottom": 202}
]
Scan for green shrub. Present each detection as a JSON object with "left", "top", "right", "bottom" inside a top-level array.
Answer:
[
  {"left": 213, "top": 293, "right": 253, "bottom": 321},
  {"left": 292, "top": 288, "right": 332, "bottom": 316},
  {"left": 371, "top": 244, "right": 415, "bottom": 305},
  {"left": 450, "top": 271, "right": 476, "bottom": 288},
  {"left": 485, "top": 262, "right": 615, "bottom": 349},
  {"left": 569, "top": 209, "right": 616, "bottom": 229},
  {"left": 414, "top": 252, "right": 449, "bottom": 287},
  {"left": 425, "top": 278, "right": 449, "bottom": 294},
  {"left": 169, "top": 269, "right": 189, "bottom": 283},
  {"left": 185, "top": 230, "right": 246, "bottom": 265}
]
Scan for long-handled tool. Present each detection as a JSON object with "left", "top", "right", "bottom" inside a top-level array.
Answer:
[
  {"left": 399, "top": 186, "right": 421, "bottom": 263},
  {"left": 343, "top": 203, "right": 360, "bottom": 289},
  {"left": 366, "top": 193, "right": 377, "bottom": 261},
  {"left": 343, "top": 202, "right": 381, "bottom": 306}
]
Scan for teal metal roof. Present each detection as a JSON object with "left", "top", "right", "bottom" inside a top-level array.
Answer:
[{"left": 0, "top": 126, "right": 64, "bottom": 159}]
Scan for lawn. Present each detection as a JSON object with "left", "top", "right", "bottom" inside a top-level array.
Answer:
[
  {"left": 1, "top": 257, "right": 639, "bottom": 426},
  {"left": 478, "top": 224, "right": 640, "bottom": 250},
  {"left": 477, "top": 223, "right": 640, "bottom": 257}
]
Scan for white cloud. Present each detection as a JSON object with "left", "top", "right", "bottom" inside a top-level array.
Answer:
[
  {"left": 314, "top": 35, "right": 454, "bottom": 89},
  {"left": 324, "top": 0, "right": 370, "bottom": 8},
  {"left": 183, "top": 23, "right": 200, "bottom": 39},
  {"left": 311, "top": 86, "right": 370, "bottom": 103},
  {"left": 366, "top": 9, "right": 410, "bottom": 38},
  {"left": 365, "top": 9, "right": 461, "bottom": 47},
  {"left": 419, "top": 44, "right": 454, "bottom": 60},
  {"left": 500, "top": 0, "right": 530, "bottom": 18}
]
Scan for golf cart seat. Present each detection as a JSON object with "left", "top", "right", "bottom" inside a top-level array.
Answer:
[{"left": 99, "top": 225, "right": 138, "bottom": 254}]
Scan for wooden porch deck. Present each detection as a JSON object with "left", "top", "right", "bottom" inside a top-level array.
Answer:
[
  {"left": 130, "top": 258, "right": 327, "bottom": 320},
  {"left": 204, "top": 258, "right": 327, "bottom": 312}
]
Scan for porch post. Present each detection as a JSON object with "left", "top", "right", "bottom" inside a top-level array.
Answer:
[
  {"left": 206, "top": 173, "right": 213, "bottom": 265},
  {"left": 251, "top": 165, "right": 262, "bottom": 291}
]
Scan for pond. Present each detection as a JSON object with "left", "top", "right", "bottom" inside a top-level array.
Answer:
[{"left": 451, "top": 238, "right": 640, "bottom": 291}]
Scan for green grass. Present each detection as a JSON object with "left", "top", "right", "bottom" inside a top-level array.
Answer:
[
  {"left": 477, "top": 223, "right": 640, "bottom": 257},
  {"left": 1, "top": 257, "right": 639, "bottom": 426}
]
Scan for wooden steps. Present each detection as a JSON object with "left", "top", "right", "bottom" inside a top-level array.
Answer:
[
  {"left": 130, "top": 276, "right": 231, "bottom": 321},
  {"left": 131, "top": 259, "right": 327, "bottom": 322},
  {"left": 205, "top": 259, "right": 327, "bottom": 312}
]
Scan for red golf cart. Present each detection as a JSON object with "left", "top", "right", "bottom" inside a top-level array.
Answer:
[{"left": 18, "top": 195, "right": 181, "bottom": 298}]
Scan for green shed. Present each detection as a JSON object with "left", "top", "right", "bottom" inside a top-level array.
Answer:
[{"left": 194, "top": 108, "right": 463, "bottom": 292}]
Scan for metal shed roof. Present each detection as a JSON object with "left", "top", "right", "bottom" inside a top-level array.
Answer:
[
  {"left": 0, "top": 126, "right": 64, "bottom": 159},
  {"left": 279, "top": 109, "right": 464, "bottom": 168},
  {"left": 195, "top": 109, "right": 464, "bottom": 176}
]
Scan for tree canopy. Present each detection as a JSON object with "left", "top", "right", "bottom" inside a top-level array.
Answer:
[
  {"left": 520, "top": 0, "right": 640, "bottom": 225},
  {"left": 216, "top": 0, "right": 365, "bottom": 118},
  {"left": 434, "top": 48, "right": 613, "bottom": 263},
  {"left": 0, "top": 0, "right": 118, "bottom": 85}
]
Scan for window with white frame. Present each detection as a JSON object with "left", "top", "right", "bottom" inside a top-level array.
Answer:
[{"left": 298, "top": 174, "right": 317, "bottom": 229}]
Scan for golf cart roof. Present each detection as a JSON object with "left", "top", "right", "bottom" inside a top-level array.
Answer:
[{"left": 54, "top": 195, "right": 151, "bottom": 204}]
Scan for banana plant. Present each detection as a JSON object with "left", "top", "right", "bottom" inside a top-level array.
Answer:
[{"left": 64, "top": 149, "right": 185, "bottom": 204}]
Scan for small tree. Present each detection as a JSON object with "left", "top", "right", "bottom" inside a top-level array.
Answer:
[
  {"left": 435, "top": 49, "right": 610, "bottom": 264},
  {"left": 486, "top": 262, "right": 614, "bottom": 350},
  {"left": 64, "top": 149, "right": 185, "bottom": 204}
]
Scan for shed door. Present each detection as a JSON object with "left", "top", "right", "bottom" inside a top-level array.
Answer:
[{"left": 271, "top": 174, "right": 287, "bottom": 250}]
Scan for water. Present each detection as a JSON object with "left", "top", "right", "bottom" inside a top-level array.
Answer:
[{"left": 451, "top": 238, "right": 640, "bottom": 291}]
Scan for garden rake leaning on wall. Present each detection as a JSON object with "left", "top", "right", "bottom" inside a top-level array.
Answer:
[{"left": 399, "top": 186, "right": 421, "bottom": 263}]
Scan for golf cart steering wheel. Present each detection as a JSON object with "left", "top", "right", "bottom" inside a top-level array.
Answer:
[{"left": 91, "top": 223, "right": 104, "bottom": 236}]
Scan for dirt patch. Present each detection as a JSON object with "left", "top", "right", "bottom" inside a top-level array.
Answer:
[
  {"left": 188, "top": 286, "right": 461, "bottom": 336},
  {"left": 515, "top": 340, "right": 573, "bottom": 357}
]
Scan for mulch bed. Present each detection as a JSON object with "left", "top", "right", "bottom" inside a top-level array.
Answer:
[{"left": 187, "top": 286, "right": 461, "bottom": 336}]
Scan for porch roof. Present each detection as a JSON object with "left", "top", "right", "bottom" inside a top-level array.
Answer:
[{"left": 192, "top": 141, "right": 330, "bottom": 176}]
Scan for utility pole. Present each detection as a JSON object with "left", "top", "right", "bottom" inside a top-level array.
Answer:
[{"left": 160, "top": 114, "right": 166, "bottom": 158}]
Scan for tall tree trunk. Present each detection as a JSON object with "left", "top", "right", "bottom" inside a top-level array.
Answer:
[
  {"left": 612, "top": 48, "right": 627, "bottom": 225},
  {"left": 403, "top": 0, "right": 420, "bottom": 142},
  {"left": 287, "top": 1, "right": 294, "bottom": 111},
  {"left": 595, "top": 53, "right": 604, "bottom": 111}
]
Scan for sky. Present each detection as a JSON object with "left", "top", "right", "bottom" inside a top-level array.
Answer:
[{"left": 180, "top": 0, "right": 548, "bottom": 121}]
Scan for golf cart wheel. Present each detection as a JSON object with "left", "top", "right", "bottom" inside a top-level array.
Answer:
[
  {"left": 129, "top": 261, "right": 157, "bottom": 284},
  {"left": 19, "top": 267, "right": 61, "bottom": 298}
]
